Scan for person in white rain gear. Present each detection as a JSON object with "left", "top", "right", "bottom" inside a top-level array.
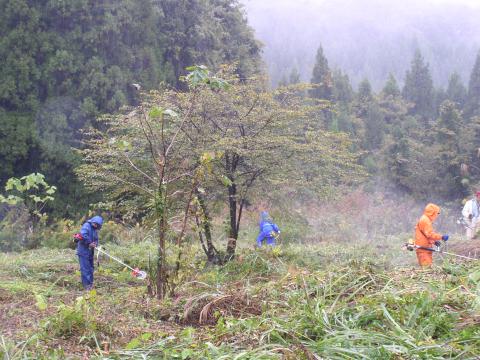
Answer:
[{"left": 462, "top": 191, "right": 480, "bottom": 239}]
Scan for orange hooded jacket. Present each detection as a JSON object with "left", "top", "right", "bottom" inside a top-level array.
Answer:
[{"left": 415, "top": 203, "right": 442, "bottom": 248}]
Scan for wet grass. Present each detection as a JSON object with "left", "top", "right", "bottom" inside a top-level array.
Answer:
[{"left": 1, "top": 238, "right": 480, "bottom": 359}]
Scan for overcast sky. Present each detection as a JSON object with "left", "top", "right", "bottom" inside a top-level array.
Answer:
[
  {"left": 243, "top": 0, "right": 480, "bottom": 8},
  {"left": 429, "top": 0, "right": 480, "bottom": 5}
]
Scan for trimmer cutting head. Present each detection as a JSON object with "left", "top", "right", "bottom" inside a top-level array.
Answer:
[
  {"left": 96, "top": 246, "right": 148, "bottom": 280},
  {"left": 131, "top": 268, "right": 147, "bottom": 280}
]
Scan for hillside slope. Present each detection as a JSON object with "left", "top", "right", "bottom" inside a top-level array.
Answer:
[
  {"left": 242, "top": 0, "right": 480, "bottom": 88},
  {"left": 1, "top": 240, "right": 480, "bottom": 359}
]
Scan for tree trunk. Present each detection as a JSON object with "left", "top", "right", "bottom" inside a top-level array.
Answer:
[
  {"left": 226, "top": 182, "right": 238, "bottom": 260},
  {"left": 196, "top": 189, "right": 219, "bottom": 264},
  {"left": 155, "top": 184, "right": 168, "bottom": 299}
]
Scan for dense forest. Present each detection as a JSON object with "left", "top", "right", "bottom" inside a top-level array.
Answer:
[
  {"left": 305, "top": 44, "right": 480, "bottom": 201},
  {"left": 243, "top": 0, "right": 480, "bottom": 89},
  {"left": 0, "top": 0, "right": 262, "bottom": 217},
  {"left": 0, "top": 0, "right": 479, "bottom": 249},
  {"left": 2, "top": 0, "right": 480, "bottom": 358}
]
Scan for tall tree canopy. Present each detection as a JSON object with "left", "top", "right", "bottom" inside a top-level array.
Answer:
[
  {"left": 310, "top": 45, "right": 333, "bottom": 100},
  {"left": 466, "top": 51, "right": 480, "bottom": 119},
  {"left": 382, "top": 74, "right": 401, "bottom": 98},
  {"left": 0, "top": 0, "right": 262, "bottom": 216},
  {"left": 446, "top": 72, "right": 467, "bottom": 109},
  {"left": 402, "top": 50, "right": 434, "bottom": 119}
]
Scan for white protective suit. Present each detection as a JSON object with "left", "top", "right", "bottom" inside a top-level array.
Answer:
[{"left": 462, "top": 198, "right": 480, "bottom": 239}]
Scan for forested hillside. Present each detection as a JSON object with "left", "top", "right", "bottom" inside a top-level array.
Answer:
[
  {"left": 2, "top": 1, "right": 480, "bottom": 358},
  {"left": 242, "top": 0, "right": 480, "bottom": 89},
  {"left": 304, "top": 45, "right": 480, "bottom": 201},
  {"left": 0, "top": 0, "right": 261, "bottom": 217}
]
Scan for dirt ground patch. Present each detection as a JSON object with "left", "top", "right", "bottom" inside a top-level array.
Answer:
[
  {"left": 0, "top": 291, "right": 53, "bottom": 340},
  {"left": 0, "top": 287, "right": 13, "bottom": 302},
  {"left": 448, "top": 239, "right": 480, "bottom": 259}
]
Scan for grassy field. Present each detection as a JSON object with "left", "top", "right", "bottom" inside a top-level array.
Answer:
[{"left": 1, "top": 237, "right": 480, "bottom": 359}]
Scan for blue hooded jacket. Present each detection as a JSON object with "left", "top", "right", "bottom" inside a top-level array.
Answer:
[
  {"left": 77, "top": 216, "right": 103, "bottom": 257},
  {"left": 257, "top": 211, "right": 280, "bottom": 245}
]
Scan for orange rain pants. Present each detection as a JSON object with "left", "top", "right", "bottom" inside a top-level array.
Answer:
[
  {"left": 416, "top": 251, "right": 433, "bottom": 267},
  {"left": 415, "top": 203, "right": 442, "bottom": 267}
]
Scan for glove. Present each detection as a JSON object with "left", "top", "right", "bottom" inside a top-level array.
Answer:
[
  {"left": 469, "top": 214, "right": 473, "bottom": 220},
  {"left": 442, "top": 235, "right": 449, "bottom": 241},
  {"left": 434, "top": 240, "right": 442, "bottom": 247}
]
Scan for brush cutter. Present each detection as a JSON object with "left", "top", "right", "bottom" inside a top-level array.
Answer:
[
  {"left": 456, "top": 217, "right": 474, "bottom": 230},
  {"left": 404, "top": 242, "right": 480, "bottom": 261},
  {"left": 272, "top": 231, "right": 281, "bottom": 242},
  {"left": 96, "top": 246, "right": 147, "bottom": 280}
]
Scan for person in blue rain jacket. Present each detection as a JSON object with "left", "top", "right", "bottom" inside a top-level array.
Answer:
[
  {"left": 256, "top": 211, "right": 280, "bottom": 247},
  {"left": 77, "top": 216, "right": 103, "bottom": 290}
]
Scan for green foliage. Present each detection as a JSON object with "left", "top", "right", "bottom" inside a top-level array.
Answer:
[
  {"left": 382, "top": 73, "right": 401, "bottom": 98},
  {"left": 79, "top": 66, "right": 363, "bottom": 268},
  {"left": 384, "top": 127, "right": 412, "bottom": 191},
  {"left": 430, "top": 101, "right": 468, "bottom": 197},
  {"left": 43, "top": 293, "right": 98, "bottom": 338},
  {"left": 125, "top": 332, "right": 153, "bottom": 350},
  {"left": 402, "top": 49, "right": 434, "bottom": 119},
  {"left": 183, "top": 65, "right": 230, "bottom": 90},
  {"left": 2, "top": 235, "right": 480, "bottom": 358},
  {"left": 300, "top": 49, "right": 480, "bottom": 203},
  {"left": 310, "top": 45, "right": 333, "bottom": 100},
  {"left": 34, "top": 293, "right": 48, "bottom": 311},
  {"left": 446, "top": 72, "right": 467, "bottom": 109},
  {"left": 0, "top": 173, "right": 56, "bottom": 222},
  {"left": 357, "top": 78, "right": 373, "bottom": 103},
  {"left": 159, "top": 0, "right": 262, "bottom": 86},
  {"left": 37, "top": 219, "right": 76, "bottom": 249},
  {"left": 0, "top": 110, "right": 37, "bottom": 183},
  {"left": 0, "top": 0, "right": 262, "bottom": 218},
  {"left": 332, "top": 69, "right": 354, "bottom": 103},
  {"left": 466, "top": 51, "right": 480, "bottom": 118}
]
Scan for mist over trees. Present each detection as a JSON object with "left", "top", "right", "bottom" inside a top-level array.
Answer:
[
  {"left": 301, "top": 40, "right": 480, "bottom": 201},
  {"left": 1, "top": 0, "right": 480, "bottom": 223},
  {"left": 242, "top": 0, "right": 480, "bottom": 89},
  {"left": 3, "top": 2, "right": 480, "bottom": 356},
  {"left": 0, "top": 0, "right": 261, "bottom": 217}
]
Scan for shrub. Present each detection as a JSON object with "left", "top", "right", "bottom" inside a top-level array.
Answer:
[{"left": 43, "top": 293, "right": 97, "bottom": 338}]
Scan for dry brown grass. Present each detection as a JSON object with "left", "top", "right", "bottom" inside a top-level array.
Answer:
[{"left": 182, "top": 291, "right": 262, "bottom": 326}]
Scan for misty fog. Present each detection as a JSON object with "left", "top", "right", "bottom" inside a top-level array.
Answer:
[{"left": 241, "top": 0, "right": 480, "bottom": 89}]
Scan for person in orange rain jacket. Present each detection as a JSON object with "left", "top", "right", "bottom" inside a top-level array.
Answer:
[{"left": 415, "top": 203, "right": 449, "bottom": 267}]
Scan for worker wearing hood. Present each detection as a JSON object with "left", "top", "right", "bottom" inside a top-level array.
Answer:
[
  {"left": 77, "top": 216, "right": 103, "bottom": 290},
  {"left": 461, "top": 191, "right": 480, "bottom": 239},
  {"left": 415, "top": 204, "right": 448, "bottom": 267},
  {"left": 257, "top": 211, "right": 280, "bottom": 247}
]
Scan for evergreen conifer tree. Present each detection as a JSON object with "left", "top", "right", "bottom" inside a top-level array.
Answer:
[
  {"left": 446, "top": 72, "right": 467, "bottom": 109},
  {"left": 431, "top": 101, "right": 466, "bottom": 198},
  {"left": 310, "top": 45, "right": 333, "bottom": 100},
  {"left": 358, "top": 78, "right": 373, "bottom": 103},
  {"left": 402, "top": 49, "right": 434, "bottom": 119},
  {"left": 333, "top": 70, "right": 354, "bottom": 103},
  {"left": 382, "top": 73, "right": 401, "bottom": 97},
  {"left": 289, "top": 68, "right": 301, "bottom": 85},
  {"left": 466, "top": 51, "right": 480, "bottom": 118},
  {"left": 385, "top": 126, "right": 411, "bottom": 190}
]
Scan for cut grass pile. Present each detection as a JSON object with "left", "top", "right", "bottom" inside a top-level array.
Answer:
[{"left": 1, "top": 238, "right": 480, "bottom": 359}]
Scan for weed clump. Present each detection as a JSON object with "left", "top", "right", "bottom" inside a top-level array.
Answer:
[
  {"left": 2, "top": 241, "right": 480, "bottom": 358},
  {"left": 43, "top": 293, "right": 98, "bottom": 338}
]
